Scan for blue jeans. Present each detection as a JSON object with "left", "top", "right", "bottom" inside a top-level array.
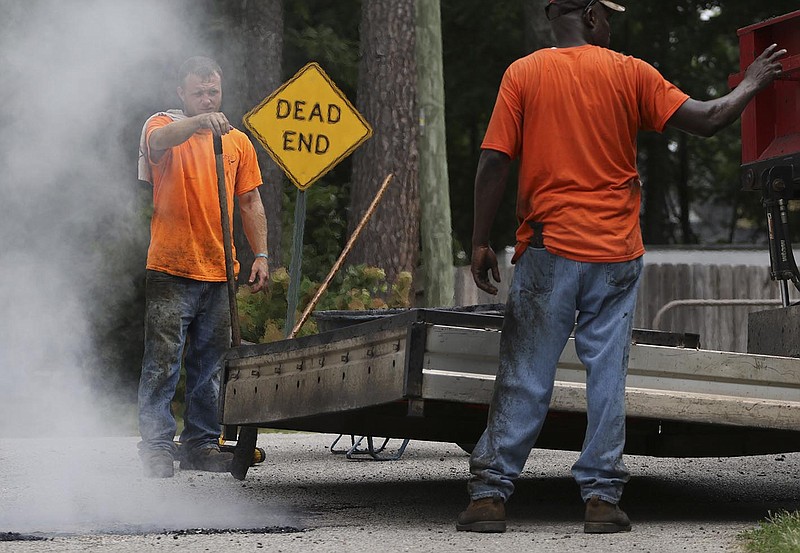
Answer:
[
  {"left": 468, "top": 247, "right": 643, "bottom": 505},
  {"left": 138, "top": 270, "right": 230, "bottom": 456}
]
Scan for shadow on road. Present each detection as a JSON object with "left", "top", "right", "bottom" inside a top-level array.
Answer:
[{"left": 246, "top": 447, "right": 800, "bottom": 529}]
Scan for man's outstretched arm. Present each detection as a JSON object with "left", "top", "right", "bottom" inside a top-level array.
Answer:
[
  {"left": 667, "top": 44, "right": 786, "bottom": 137},
  {"left": 149, "top": 113, "right": 233, "bottom": 159}
]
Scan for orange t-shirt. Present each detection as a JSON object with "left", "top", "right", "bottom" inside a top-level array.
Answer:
[
  {"left": 482, "top": 45, "right": 689, "bottom": 263},
  {"left": 145, "top": 115, "right": 262, "bottom": 281}
]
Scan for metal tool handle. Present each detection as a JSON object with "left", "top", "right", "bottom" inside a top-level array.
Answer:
[{"left": 214, "top": 135, "right": 241, "bottom": 347}]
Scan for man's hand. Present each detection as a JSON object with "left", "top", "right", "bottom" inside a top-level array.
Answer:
[
  {"left": 471, "top": 245, "right": 501, "bottom": 295},
  {"left": 249, "top": 257, "right": 269, "bottom": 293},
  {"left": 195, "top": 112, "right": 233, "bottom": 136},
  {"left": 743, "top": 44, "right": 787, "bottom": 94}
]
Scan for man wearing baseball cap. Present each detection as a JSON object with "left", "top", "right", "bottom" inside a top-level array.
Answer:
[
  {"left": 545, "top": 0, "right": 626, "bottom": 20},
  {"left": 458, "top": 0, "right": 785, "bottom": 534}
]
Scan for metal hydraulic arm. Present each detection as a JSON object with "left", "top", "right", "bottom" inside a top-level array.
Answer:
[{"left": 762, "top": 164, "right": 800, "bottom": 306}]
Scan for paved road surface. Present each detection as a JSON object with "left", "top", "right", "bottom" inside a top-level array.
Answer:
[{"left": 1, "top": 433, "right": 799, "bottom": 552}]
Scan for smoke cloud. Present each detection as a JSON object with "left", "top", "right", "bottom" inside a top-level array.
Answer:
[
  {"left": 0, "top": 0, "right": 288, "bottom": 536},
  {"left": 0, "top": 0, "right": 196, "bottom": 437}
]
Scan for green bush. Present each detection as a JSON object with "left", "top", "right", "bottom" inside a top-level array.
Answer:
[{"left": 237, "top": 264, "right": 413, "bottom": 344}]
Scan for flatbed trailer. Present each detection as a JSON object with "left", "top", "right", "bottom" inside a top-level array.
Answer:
[{"left": 220, "top": 308, "right": 800, "bottom": 458}]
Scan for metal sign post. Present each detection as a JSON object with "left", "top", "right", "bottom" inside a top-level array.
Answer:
[{"left": 284, "top": 188, "right": 307, "bottom": 336}]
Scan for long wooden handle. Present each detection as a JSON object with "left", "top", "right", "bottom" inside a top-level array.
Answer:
[{"left": 289, "top": 173, "right": 394, "bottom": 338}]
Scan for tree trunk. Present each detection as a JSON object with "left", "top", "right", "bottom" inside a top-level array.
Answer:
[
  {"left": 349, "top": 0, "right": 419, "bottom": 286},
  {"left": 523, "top": 0, "right": 554, "bottom": 53},
  {"left": 243, "top": 0, "right": 285, "bottom": 273},
  {"left": 213, "top": 0, "right": 285, "bottom": 278},
  {"left": 416, "top": 0, "right": 454, "bottom": 307}
]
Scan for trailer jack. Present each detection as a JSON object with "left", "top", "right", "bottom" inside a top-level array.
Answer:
[{"left": 330, "top": 434, "right": 411, "bottom": 461}]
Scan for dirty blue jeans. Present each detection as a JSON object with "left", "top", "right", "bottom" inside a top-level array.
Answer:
[
  {"left": 138, "top": 270, "right": 230, "bottom": 457},
  {"left": 468, "top": 247, "right": 643, "bottom": 505}
]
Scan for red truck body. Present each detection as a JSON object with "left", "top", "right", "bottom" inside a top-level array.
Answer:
[{"left": 729, "top": 10, "right": 800, "bottom": 188}]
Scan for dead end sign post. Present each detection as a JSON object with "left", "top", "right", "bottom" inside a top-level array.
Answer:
[{"left": 243, "top": 62, "right": 373, "bottom": 337}]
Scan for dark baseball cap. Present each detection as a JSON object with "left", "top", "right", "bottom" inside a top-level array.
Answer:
[{"left": 545, "top": 0, "right": 626, "bottom": 20}]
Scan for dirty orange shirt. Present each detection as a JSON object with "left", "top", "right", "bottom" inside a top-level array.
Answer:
[
  {"left": 145, "top": 115, "right": 262, "bottom": 281},
  {"left": 482, "top": 45, "right": 689, "bottom": 263}
]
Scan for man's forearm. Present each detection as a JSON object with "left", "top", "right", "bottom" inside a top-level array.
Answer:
[
  {"left": 472, "top": 150, "right": 512, "bottom": 248},
  {"left": 704, "top": 82, "right": 759, "bottom": 136},
  {"left": 240, "top": 190, "right": 269, "bottom": 256},
  {"left": 149, "top": 117, "right": 204, "bottom": 151}
]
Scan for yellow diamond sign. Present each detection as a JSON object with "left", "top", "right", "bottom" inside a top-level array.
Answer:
[{"left": 243, "top": 62, "right": 373, "bottom": 191}]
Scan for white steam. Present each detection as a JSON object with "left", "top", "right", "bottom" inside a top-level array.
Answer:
[
  {"left": 0, "top": 0, "right": 290, "bottom": 535},
  {"left": 0, "top": 0, "right": 193, "bottom": 437}
]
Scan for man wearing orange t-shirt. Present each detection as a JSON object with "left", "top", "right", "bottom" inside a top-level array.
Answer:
[
  {"left": 137, "top": 57, "right": 269, "bottom": 478},
  {"left": 457, "top": 0, "right": 786, "bottom": 534}
]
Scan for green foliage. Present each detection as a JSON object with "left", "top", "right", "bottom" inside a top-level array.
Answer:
[
  {"left": 615, "top": 1, "right": 799, "bottom": 244},
  {"left": 284, "top": 0, "right": 361, "bottom": 93},
  {"left": 442, "top": 0, "right": 525, "bottom": 256},
  {"left": 740, "top": 511, "right": 800, "bottom": 553},
  {"left": 237, "top": 264, "right": 413, "bottom": 344},
  {"left": 282, "top": 181, "right": 351, "bottom": 283}
]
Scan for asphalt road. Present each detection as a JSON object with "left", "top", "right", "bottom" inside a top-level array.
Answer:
[{"left": 1, "top": 432, "right": 799, "bottom": 552}]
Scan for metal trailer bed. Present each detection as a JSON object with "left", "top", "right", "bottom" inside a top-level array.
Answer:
[{"left": 220, "top": 309, "right": 800, "bottom": 458}]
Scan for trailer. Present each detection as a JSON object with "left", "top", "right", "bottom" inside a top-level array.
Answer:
[
  {"left": 220, "top": 307, "right": 800, "bottom": 463},
  {"left": 221, "top": 11, "right": 800, "bottom": 476}
]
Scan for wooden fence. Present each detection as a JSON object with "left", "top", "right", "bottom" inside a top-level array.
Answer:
[{"left": 454, "top": 262, "right": 793, "bottom": 353}]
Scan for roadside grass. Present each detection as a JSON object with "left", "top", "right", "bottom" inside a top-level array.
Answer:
[{"left": 740, "top": 511, "right": 800, "bottom": 553}]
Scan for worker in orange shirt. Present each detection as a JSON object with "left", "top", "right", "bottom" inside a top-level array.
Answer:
[
  {"left": 458, "top": 0, "right": 785, "bottom": 533},
  {"left": 137, "top": 56, "right": 269, "bottom": 478}
]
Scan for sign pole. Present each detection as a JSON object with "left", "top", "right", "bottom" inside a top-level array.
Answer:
[{"left": 284, "top": 188, "right": 307, "bottom": 337}]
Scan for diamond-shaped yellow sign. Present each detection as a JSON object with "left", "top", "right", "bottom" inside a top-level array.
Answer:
[{"left": 243, "top": 62, "right": 373, "bottom": 191}]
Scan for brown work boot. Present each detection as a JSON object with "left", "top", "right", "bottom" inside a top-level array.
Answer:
[
  {"left": 584, "top": 496, "right": 632, "bottom": 534},
  {"left": 180, "top": 446, "right": 234, "bottom": 472},
  {"left": 456, "top": 497, "right": 506, "bottom": 533},
  {"left": 141, "top": 450, "right": 174, "bottom": 478}
]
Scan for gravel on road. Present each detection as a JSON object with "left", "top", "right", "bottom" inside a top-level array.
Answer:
[{"left": 1, "top": 432, "right": 799, "bottom": 552}]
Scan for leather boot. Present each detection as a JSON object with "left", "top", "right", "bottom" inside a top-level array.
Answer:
[
  {"left": 456, "top": 497, "right": 506, "bottom": 533},
  {"left": 180, "top": 446, "right": 234, "bottom": 472},
  {"left": 584, "top": 496, "right": 632, "bottom": 534},
  {"left": 141, "top": 450, "right": 174, "bottom": 478}
]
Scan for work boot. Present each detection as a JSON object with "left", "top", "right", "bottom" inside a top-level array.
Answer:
[
  {"left": 456, "top": 497, "right": 506, "bottom": 533},
  {"left": 584, "top": 496, "right": 632, "bottom": 534},
  {"left": 180, "top": 446, "right": 234, "bottom": 472},
  {"left": 141, "top": 450, "right": 174, "bottom": 479}
]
